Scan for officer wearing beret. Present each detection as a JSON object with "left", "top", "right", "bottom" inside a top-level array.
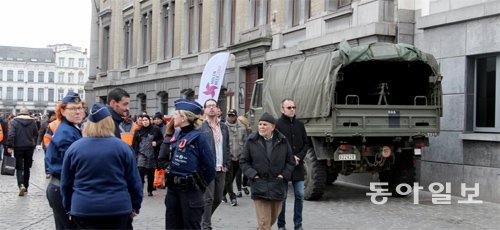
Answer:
[
  {"left": 46, "top": 92, "right": 85, "bottom": 229},
  {"left": 165, "top": 99, "right": 216, "bottom": 230},
  {"left": 61, "top": 104, "right": 143, "bottom": 229}
]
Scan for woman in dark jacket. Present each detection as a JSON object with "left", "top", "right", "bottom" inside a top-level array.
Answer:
[
  {"left": 61, "top": 103, "right": 143, "bottom": 229},
  {"left": 132, "top": 115, "right": 163, "bottom": 196},
  {"left": 240, "top": 113, "right": 295, "bottom": 230}
]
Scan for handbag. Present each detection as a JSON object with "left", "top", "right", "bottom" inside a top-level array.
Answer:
[
  {"left": 1, "top": 155, "right": 16, "bottom": 176},
  {"left": 154, "top": 169, "right": 165, "bottom": 188}
]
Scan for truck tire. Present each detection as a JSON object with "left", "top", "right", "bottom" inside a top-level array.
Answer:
[
  {"left": 326, "top": 168, "right": 338, "bottom": 185},
  {"left": 379, "top": 152, "right": 415, "bottom": 197},
  {"left": 304, "top": 149, "right": 327, "bottom": 200}
]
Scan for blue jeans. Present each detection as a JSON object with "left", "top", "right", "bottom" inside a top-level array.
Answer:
[{"left": 277, "top": 180, "right": 304, "bottom": 229}]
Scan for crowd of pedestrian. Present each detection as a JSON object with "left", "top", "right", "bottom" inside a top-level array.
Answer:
[{"left": 0, "top": 87, "right": 309, "bottom": 230}]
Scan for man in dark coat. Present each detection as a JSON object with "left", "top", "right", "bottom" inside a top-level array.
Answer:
[
  {"left": 240, "top": 113, "right": 295, "bottom": 230},
  {"left": 275, "top": 99, "right": 310, "bottom": 230},
  {"left": 7, "top": 108, "right": 39, "bottom": 196}
]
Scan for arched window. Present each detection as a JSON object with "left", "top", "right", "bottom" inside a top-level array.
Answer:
[{"left": 157, "top": 91, "right": 169, "bottom": 115}]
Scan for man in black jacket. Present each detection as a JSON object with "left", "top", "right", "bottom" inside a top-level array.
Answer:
[
  {"left": 7, "top": 108, "right": 39, "bottom": 196},
  {"left": 240, "top": 113, "right": 295, "bottom": 230},
  {"left": 276, "top": 99, "right": 310, "bottom": 230}
]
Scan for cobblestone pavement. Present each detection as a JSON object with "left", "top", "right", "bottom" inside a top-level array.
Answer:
[{"left": 1, "top": 150, "right": 499, "bottom": 229}]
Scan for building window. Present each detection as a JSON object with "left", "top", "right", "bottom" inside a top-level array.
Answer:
[
  {"left": 28, "top": 88, "right": 34, "bottom": 101},
  {"left": 68, "top": 73, "right": 74, "bottom": 83},
  {"left": 0, "top": 87, "right": 2, "bottom": 100},
  {"left": 17, "top": 87, "right": 24, "bottom": 101},
  {"left": 48, "top": 88, "right": 54, "bottom": 101},
  {"left": 68, "top": 58, "right": 74, "bottom": 67},
  {"left": 58, "top": 72, "right": 65, "bottom": 83},
  {"left": 58, "top": 88, "right": 64, "bottom": 101},
  {"left": 162, "top": 2, "right": 175, "bottom": 59},
  {"left": 7, "top": 70, "right": 13, "bottom": 81},
  {"left": 48, "top": 72, "right": 54, "bottom": 83},
  {"left": 68, "top": 89, "right": 74, "bottom": 93},
  {"left": 249, "top": 0, "right": 269, "bottom": 28},
  {"left": 141, "top": 10, "right": 152, "bottom": 64},
  {"left": 137, "top": 93, "right": 147, "bottom": 114},
  {"left": 28, "top": 71, "right": 34, "bottom": 82},
  {"left": 217, "top": 0, "right": 235, "bottom": 47},
  {"left": 78, "top": 72, "right": 84, "bottom": 83},
  {"left": 79, "top": 58, "right": 85, "bottom": 68},
  {"left": 326, "top": 0, "right": 352, "bottom": 11},
  {"left": 124, "top": 18, "right": 134, "bottom": 68},
  {"left": 18, "top": 70, "right": 24, "bottom": 82},
  {"left": 101, "top": 25, "right": 110, "bottom": 72},
  {"left": 0, "top": 70, "right": 3, "bottom": 81},
  {"left": 186, "top": 0, "right": 202, "bottom": 54},
  {"left": 474, "top": 55, "right": 500, "bottom": 132},
  {"left": 7, "top": 87, "right": 13, "bottom": 100},
  {"left": 38, "top": 88, "right": 44, "bottom": 101},
  {"left": 38, "top": 71, "right": 44, "bottom": 82},
  {"left": 59, "top": 57, "right": 65, "bottom": 67},
  {"left": 157, "top": 91, "right": 169, "bottom": 115},
  {"left": 290, "top": 0, "right": 310, "bottom": 27}
]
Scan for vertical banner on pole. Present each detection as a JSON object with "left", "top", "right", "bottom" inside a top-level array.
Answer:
[{"left": 197, "top": 52, "right": 230, "bottom": 105}]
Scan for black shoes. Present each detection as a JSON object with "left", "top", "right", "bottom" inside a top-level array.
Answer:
[
  {"left": 148, "top": 192, "right": 153, "bottom": 196},
  {"left": 236, "top": 191, "right": 242, "bottom": 197},
  {"left": 242, "top": 187, "right": 250, "bottom": 195},
  {"left": 222, "top": 196, "right": 228, "bottom": 203},
  {"left": 230, "top": 198, "right": 238, "bottom": 206}
]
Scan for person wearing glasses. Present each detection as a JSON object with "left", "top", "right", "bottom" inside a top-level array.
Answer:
[
  {"left": 200, "top": 99, "right": 231, "bottom": 230},
  {"left": 45, "top": 92, "right": 85, "bottom": 229},
  {"left": 276, "top": 99, "right": 310, "bottom": 230},
  {"left": 60, "top": 104, "right": 143, "bottom": 229}
]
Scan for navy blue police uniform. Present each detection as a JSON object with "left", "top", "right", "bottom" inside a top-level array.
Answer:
[{"left": 165, "top": 99, "right": 216, "bottom": 230}]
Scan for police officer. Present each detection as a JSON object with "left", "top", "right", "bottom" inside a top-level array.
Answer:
[{"left": 164, "top": 99, "right": 216, "bottom": 230}]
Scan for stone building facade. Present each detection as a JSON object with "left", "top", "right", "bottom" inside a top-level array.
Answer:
[{"left": 87, "top": 0, "right": 499, "bottom": 202}]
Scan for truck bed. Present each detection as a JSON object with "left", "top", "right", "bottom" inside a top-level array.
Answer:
[{"left": 305, "top": 105, "right": 440, "bottom": 138}]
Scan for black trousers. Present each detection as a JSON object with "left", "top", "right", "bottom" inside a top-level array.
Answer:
[
  {"left": 47, "top": 182, "right": 75, "bottom": 230},
  {"left": 72, "top": 214, "right": 130, "bottom": 229},
  {"left": 14, "top": 148, "right": 34, "bottom": 189},
  {"left": 138, "top": 167, "right": 155, "bottom": 193},
  {"left": 223, "top": 160, "right": 240, "bottom": 198},
  {"left": 165, "top": 187, "right": 205, "bottom": 229}
]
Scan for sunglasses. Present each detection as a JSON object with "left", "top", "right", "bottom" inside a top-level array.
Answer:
[{"left": 285, "top": 106, "right": 296, "bottom": 110}]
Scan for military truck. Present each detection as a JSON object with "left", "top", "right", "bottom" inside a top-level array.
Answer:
[{"left": 248, "top": 42, "right": 442, "bottom": 200}]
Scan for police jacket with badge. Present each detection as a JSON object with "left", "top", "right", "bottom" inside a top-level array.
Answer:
[
  {"left": 45, "top": 118, "right": 82, "bottom": 178},
  {"left": 166, "top": 124, "right": 216, "bottom": 191},
  {"left": 240, "top": 130, "right": 295, "bottom": 201}
]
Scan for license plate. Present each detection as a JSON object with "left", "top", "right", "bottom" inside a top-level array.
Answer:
[{"left": 338, "top": 154, "right": 356, "bottom": 160}]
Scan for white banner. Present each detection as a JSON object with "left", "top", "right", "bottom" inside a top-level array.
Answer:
[{"left": 197, "top": 52, "right": 230, "bottom": 105}]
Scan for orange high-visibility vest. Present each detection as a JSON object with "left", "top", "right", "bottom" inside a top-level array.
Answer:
[
  {"left": 43, "top": 119, "right": 61, "bottom": 147},
  {"left": 0, "top": 122, "right": 3, "bottom": 142},
  {"left": 120, "top": 123, "right": 139, "bottom": 146}
]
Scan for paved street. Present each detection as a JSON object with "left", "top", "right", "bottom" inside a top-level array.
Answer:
[{"left": 1, "top": 150, "right": 499, "bottom": 229}]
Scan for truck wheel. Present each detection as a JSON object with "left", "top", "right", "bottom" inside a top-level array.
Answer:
[
  {"left": 379, "top": 153, "right": 415, "bottom": 197},
  {"left": 326, "top": 168, "right": 338, "bottom": 185},
  {"left": 304, "top": 149, "right": 327, "bottom": 200}
]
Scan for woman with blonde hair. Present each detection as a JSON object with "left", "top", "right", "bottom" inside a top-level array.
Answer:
[
  {"left": 60, "top": 103, "right": 143, "bottom": 229},
  {"left": 164, "top": 99, "right": 215, "bottom": 229},
  {"left": 236, "top": 115, "right": 252, "bottom": 195}
]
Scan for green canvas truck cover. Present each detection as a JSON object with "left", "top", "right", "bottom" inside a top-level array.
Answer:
[{"left": 262, "top": 41, "right": 441, "bottom": 119}]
